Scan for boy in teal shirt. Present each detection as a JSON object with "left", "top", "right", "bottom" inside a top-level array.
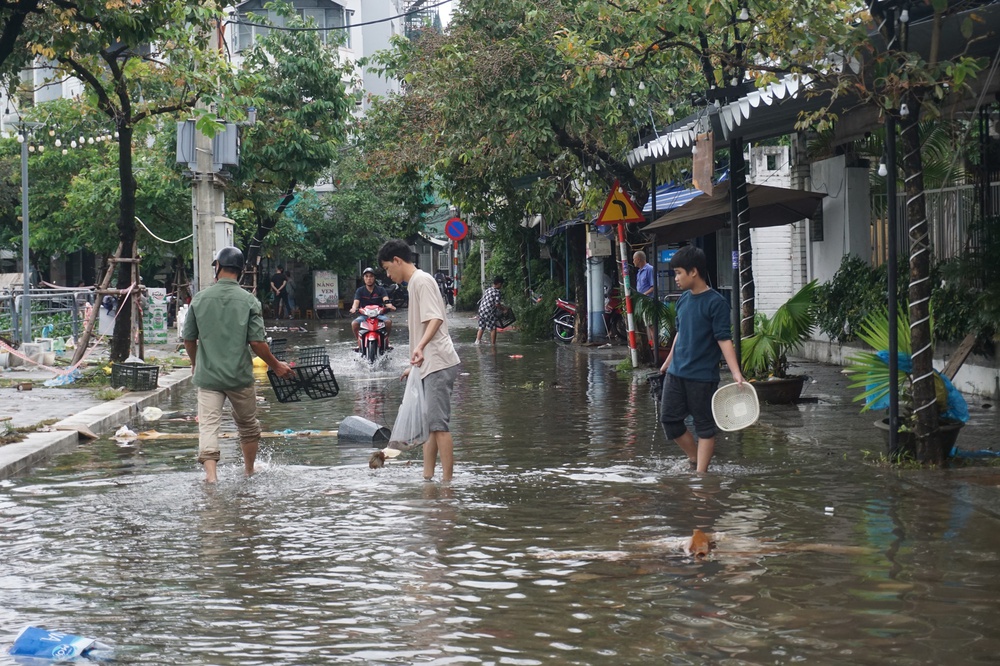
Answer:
[{"left": 658, "top": 245, "right": 743, "bottom": 473}]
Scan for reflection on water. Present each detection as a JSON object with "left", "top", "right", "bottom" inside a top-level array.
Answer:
[{"left": 3, "top": 319, "right": 1000, "bottom": 664}]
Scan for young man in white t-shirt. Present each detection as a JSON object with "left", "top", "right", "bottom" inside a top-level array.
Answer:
[{"left": 379, "top": 239, "right": 461, "bottom": 482}]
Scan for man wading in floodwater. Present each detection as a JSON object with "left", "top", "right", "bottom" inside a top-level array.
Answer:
[
  {"left": 379, "top": 239, "right": 460, "bottom": 482},
  {"left": 182, "top": 246, "right": 293, "bottom": 483}
]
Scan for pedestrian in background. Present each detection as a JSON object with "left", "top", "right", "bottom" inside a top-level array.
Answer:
[
  {"left": 270, "top": 266, "right": 290, "bottom": 319},
  {"left": 475, "top": 275, "right": 505, "bottom": 346},
  {"left": 633, "top": 250, "right": 656, "bottom": 346},
  {"left": 657, "top": 245, "right": 743, "bottom": 473},
  {"left": 183, "top": 247, "right": 293, "bottom": 483},
  {"left": 378, "top": 239, "right": 461, "bottom": 482}
]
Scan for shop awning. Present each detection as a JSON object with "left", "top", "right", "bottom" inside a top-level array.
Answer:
[{"left": 644, "top": 182, "right": 826, "bottom": 242}]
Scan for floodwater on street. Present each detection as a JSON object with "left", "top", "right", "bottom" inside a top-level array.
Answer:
[{"left": 3, "top": 312, "right": 1000, "bottom": 664}]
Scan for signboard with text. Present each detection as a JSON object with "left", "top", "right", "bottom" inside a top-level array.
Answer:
[{"left": 313, "top": 271, "right": 340, "bottom": 311}]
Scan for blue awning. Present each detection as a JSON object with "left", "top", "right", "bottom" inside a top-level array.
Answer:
[{"left": 641, "top": 171, "right": 729, "bottom": 215}]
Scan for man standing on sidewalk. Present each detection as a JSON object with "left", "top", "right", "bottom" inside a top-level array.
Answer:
[
  {"left": 378, "top": 239, "right": 460, "bottom": 482},
  {"left": 183, "top": 247, "right": 293, "bottom": 483},
  {"left": 634, "top": 250, "right": 657, "bottom": 347}
]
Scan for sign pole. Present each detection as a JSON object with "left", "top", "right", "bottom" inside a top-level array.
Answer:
[
  {"left": 596, "top": 180, "right": 645, "bottom": 368},
  {"left": 616, "top": 221, "right": 639, "bottom": 368}
]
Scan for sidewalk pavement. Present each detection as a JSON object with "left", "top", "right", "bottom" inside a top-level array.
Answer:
[{"left": 0, "top": 340, "right": 192, "bottom": 480}]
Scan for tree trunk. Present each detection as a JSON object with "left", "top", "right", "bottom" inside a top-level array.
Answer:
[
  {"left": 109, "top": 122, "right": 137, "bottom": 363},
  {"left": 900, "top": 94, "right": 940, "bottom": 463},
  {"left": 241, "top": 187, "right": 297, "bottom": 290}
]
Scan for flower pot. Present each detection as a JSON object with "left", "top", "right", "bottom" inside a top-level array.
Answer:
[
  {"left": 873, "top": 418, "right": 964, "bottom": 461},
  {"left": 747, "top": 375, "right": 805, "bottom": 404}
]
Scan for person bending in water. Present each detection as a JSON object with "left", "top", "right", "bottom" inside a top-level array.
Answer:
[
  {"left": 379, "top": 238, "right": 460, "bottom": 482},
  {"left": 182, "top": 247, "right": 292, "bottom": 483},
  {"left": 658, "top": 245, "right": 743, "bottom": 473}
]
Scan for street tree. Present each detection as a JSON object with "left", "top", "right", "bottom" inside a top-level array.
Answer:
[
  {"left": 224, "top": 4, "right": 354, "bottom": 289},
  {"left": 17, "top": 0, "right": 224, "bottom": 361},
  {"left": 361, "top": 0, "right": 671, "bottom": 342}
]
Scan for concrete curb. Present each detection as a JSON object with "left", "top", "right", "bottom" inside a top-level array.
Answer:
[{"left": 0, "top": 368, "right": 192, "bottom": 480}]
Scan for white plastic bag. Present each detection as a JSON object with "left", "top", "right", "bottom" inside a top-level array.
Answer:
[{"left": 389, "top": 366, "right": 429, "bottom": 451}]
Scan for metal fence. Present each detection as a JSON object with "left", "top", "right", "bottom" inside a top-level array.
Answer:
[
  {"left": 872, "top": 181, "right": 1000, "bottom": 265},
  {"left": 0, "top": 287, "right": 95, "bottom": 346}
]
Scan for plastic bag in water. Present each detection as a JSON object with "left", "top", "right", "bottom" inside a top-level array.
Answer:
[
  {"left": 388, "top": 366, "right": 429, "bottom": 451},
  {"left": 8, "top": 626, "right": 113, "bottom": 661}
]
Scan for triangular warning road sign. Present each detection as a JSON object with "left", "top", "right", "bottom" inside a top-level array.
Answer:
[{"left": 596, "top": 180, "right": 645, "bottom": 224}]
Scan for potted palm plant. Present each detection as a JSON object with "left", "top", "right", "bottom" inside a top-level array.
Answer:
[
  {"left": 844, "top": 308, "right": 968, "bottom": 462},
  {"left": 740, "top": 281, "right": 819, "bottom": 404}
]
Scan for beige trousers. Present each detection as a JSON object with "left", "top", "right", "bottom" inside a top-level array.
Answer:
[{"left": 196, "top": 385, "right": 261, "bottom": 463}]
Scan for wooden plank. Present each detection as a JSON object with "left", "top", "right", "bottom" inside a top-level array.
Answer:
[{"left": 942, "top": 333, "right": 977, "bottom": 381}]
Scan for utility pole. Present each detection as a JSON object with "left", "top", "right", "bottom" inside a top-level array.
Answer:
[
  {"left": 191, "top": 111, "right": 223, "bottom": 293},
  {"left": 186, "top": 14, "right": 234, "bottom": 293}
]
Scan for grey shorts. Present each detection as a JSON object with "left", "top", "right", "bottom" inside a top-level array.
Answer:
[
  {"left": 660, "top": 373, "right": 719, "bottom": 440},
  {"left": 423, "top": 365, "right": 459, "bottom": 432}
]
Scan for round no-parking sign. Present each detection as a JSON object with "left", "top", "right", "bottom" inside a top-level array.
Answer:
[{"left": 445, "top": 217, "right": 468, "bottom": 241}]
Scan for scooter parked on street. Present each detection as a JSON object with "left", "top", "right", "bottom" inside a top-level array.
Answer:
[
  {"left": 357, "top": 304, "right": 390, "bottom": 363},
  {"left": 551, "top": 285, "right": 627, "bottom": 343}
]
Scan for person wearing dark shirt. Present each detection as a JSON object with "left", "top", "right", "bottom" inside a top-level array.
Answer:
[
  {"left": 350, "top": 267, "right": 395, "bottom": 349},
  {"left": 270, "top": 266, "right": 291, "bottom": 319},
  {"left": 657, "top": 245, "right": 743, "bottom": 473}
]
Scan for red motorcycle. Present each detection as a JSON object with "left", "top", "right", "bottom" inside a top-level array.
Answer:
[
  {"left": 357, "top": 305, "right": 390, "bottom": 363},
  {"left": 552, "top": 285, "right": 627, "bottom": 343}
]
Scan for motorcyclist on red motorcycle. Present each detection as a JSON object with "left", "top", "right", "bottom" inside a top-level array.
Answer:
[{"left": 350, "top": 267, "right": 395, "bottom": 351}]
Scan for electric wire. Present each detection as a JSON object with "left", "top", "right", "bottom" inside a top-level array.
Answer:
[{"left": 135, "top": 216, "right": 193, "bottom": 244}]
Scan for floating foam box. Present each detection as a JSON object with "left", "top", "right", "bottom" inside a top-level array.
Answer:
[{"left": 34, "top": 338, "right": 54, "bottom": 352}]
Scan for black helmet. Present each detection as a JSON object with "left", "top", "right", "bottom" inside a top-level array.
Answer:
[
  {"left": 213, "top": 246, "right": 244, "bottom": 271},
  {"left": 362, "top": 267, "right": 376, "bottom": 276}
]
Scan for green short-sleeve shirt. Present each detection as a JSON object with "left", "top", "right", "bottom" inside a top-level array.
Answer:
[{"left": 181, "top": 278, "right": 265, "bottom": 390}]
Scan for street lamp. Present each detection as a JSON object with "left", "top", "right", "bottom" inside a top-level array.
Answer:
[{"left": 3, "top": 115, "right": 43, "bottom": 343}]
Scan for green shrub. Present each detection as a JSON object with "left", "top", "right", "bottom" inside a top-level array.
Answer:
[{"left": 456, "top": 243, "right": 482, "bottom": 311}]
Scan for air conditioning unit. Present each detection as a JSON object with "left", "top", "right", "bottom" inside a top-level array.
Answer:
[{"left": 437, "top": 252, "right": 450, "bottom": 271}]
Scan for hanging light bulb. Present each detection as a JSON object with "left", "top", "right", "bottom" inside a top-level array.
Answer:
[
  {"left": 62, "top": 148, "right": 68, "bottom": 155},
  {"left": 114, "top": 131, "right": 119, "bottom": 139},
  {"left": 586, "top": 179, "right": 592, "bottom": 187},
  {"left": 692, "top": 145, "right": 699, "bottom": 155},
  {"left": 738, "top": 7, "right": 749, "bottom": 21},
  {"left": 79, "top": 135, "right": 85, "bottom": 144},
  {"left": 731, "top": 77, "right": 738, "bottom": 86},
  {"left": 28, "top": 144, "right": 35, "bottom": 152},
  {"left": 629, "top": 98, "right": 636, "bottom": 107},
  {"left": 48, "top": 128, "right": 55, "bottom": 137},
  {"left": 70, "top": 140, "right": 77, "bottom": 148},
  {"left": 900, "top": 8, "right": 909, "bottom": 23},
  {"left": 609, "top": 87, "right": 617, "bottom": 97},
  {"left": 587, "top": 166, "right": 593, "bottom": 172},
  {"left": 54, "top": 138, "right": 61, "bottom": 147},
  {"left": 900, "top": 103, "right": 910, "bottom": 118},
  {"left": 638, "top": 81, "right": 646, "bottom": 91},
  {"left": 38, "top": 145, "right": 44, "bottom": 153},
  {"left": 87, "top": 137, "right": 94, "bottom": 144},
  {"left": 16, "top": 133, "right": 24, "bottom": 143},
  {"left": 878, "top": 161, "right": 888, "bottom": 177},
  {"left": 667, "top": 107, "right": 675, "bottom": 117}
]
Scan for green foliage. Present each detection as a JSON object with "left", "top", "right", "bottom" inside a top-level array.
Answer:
[
  {"left": 815, "top": 256, "right": 905, "bottom": 343},
  {"left": 456, "top": 242, "right": 482, "bottom": 311},
  {"left": 632, "top": 292, "right": 676, "bottom": 348},
  {"left": 225, "top": 2, "right": 356, "bottom": 270},
  {"left": 844, "top": 307, "right": 914, "bottom": 415},
  {"left": 742, "top": 281, "right": 819, "bottom": 379},
  {"left": 511, "top": 284, "right": 557, "bottom": 342}
]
